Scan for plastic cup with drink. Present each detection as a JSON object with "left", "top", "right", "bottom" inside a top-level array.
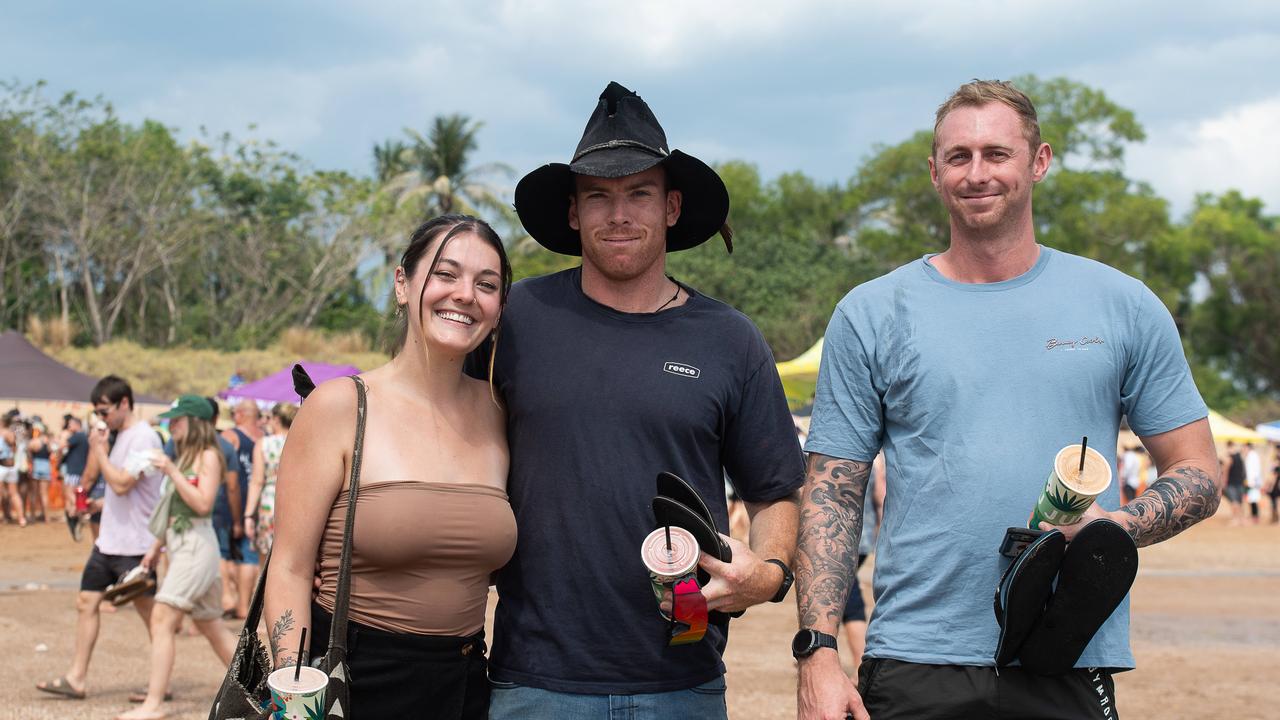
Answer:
[{"left": 1028, "top": 437, "right": 1112, "bottom": 530}]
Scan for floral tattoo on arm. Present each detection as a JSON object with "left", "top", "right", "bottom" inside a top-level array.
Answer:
[
  {"left": 796, "top": 453, "right": 872, "bottom": 630},
  {"left": 269, "top": 609, "right": 303, "bottom": 666},
  {"left": 1120, "top": 465, "right": 1220, "bottom": 547}
]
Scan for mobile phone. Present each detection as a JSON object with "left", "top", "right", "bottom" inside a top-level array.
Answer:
[{"left": 998, "top": 526, "right": 1046, "bottom": 558}]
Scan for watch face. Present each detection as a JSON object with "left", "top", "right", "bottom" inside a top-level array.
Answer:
[{"left": 791, "top": 630, "right": 814, "bottom": 656}]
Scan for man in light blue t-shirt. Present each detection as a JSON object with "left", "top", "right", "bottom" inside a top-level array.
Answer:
[{"left": 794, "top": 80, "right": 1221, "bottom": 720}]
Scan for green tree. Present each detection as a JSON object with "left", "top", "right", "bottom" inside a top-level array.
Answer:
[
  {"left": 380, "top": 114, "right": 514, "bottom": 222},
  {"left": 372, "top": 138, "right": 409, "bottom": 183},
  {"left": 1178, "top": 192, "right": 1280, "bottom": 399},
  {"left": 668, "top": 161, "right": 871, "bottom": 360}
]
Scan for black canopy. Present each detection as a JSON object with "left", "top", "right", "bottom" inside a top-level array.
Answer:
[{"left": 0, "top": 331, "right": 164, "bottom": 404}]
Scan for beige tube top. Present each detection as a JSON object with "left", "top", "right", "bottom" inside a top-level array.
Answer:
[{"left": 314, "top": 481, "right": 516, "bottom": 636}]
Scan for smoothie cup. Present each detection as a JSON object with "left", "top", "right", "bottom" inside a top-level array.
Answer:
[
  {"left": 1028, "top": 444, "right": 1112, "bottom": 529},
  {"left": 267, "top": 665, "right": 327, "bottom": 720}
]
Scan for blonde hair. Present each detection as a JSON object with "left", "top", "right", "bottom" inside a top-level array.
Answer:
[
  {"left": 175, "top": 416, "right": 224, "bottom": 478},
  {"left": 271, "top": 402, "right": 298, "bottom": 429},
  {"left": 933, "top": 79, "right": 1041, "bottom": 158}
]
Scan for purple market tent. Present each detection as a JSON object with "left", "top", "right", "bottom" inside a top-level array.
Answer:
[{"left": 218, "top": 361, "right": 361, "bottom": 406}]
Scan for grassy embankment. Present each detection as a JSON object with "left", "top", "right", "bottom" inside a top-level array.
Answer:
[{"left": 40, "top": 327, "right": 388, "bottom": 402}]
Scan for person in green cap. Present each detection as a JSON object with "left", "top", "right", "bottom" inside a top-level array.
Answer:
[{"left": 118, "top": 394, "right": 237, "bottom": 720}]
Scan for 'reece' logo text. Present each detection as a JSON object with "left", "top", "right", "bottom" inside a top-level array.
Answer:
[{"left": 663, "top": 362, "right": 701, "bottom": 379}]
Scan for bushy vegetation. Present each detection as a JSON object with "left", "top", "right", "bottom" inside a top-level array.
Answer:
[{"left": 47, "top": 326, "right": 388, "bottom": 401}]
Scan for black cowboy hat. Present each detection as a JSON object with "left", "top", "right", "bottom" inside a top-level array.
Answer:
[{"left": 515, "top": 81, "right": 731, "bottom": 256}]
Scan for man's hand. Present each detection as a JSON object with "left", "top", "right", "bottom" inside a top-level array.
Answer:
[
  {"left": 244, "top": 516, "right": 257, "bottom": 542},
  {"left": 1039, "top": 501, "right": 1117, "bottom": 541},
  {"left": 88, "top": 424, "right": 109, "bottom": 451},
  {"left": 697, "top": 534, "right": 782, "bottom": 613},
  {"left": 797, "top": 651, "right": 868, "bottom": 720}
]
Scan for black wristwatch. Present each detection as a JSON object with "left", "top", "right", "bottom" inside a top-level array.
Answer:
[
  {"left": 765, "top": 558, "right": 794, "bottom": 603},
  {"left": 791, "top": 629, "right": 838, "bottom": 659}
]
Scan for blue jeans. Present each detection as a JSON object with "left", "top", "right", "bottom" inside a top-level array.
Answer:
[
  {"left": 488, "top": 676, "right": 727, "bottom": 720},
  {"left": 214, "top": 525, "right": 260, "bottom": 564}
]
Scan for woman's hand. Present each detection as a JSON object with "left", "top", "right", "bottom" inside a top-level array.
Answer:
[{"left": 149, "top": 449, "right": 175, "bottom": 475}]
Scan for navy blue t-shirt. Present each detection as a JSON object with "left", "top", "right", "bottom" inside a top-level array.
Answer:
[
  {"left": 63, "top": 431, "right": 90, "bottom": 476},
  {"left": 487, "top": 268, "right": 804, "bottom": 694}
]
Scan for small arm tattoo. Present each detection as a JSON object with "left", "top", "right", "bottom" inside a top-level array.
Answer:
[
  {"left": 795, "top": 453, "right": 872, "bottom": 630},
  {"left": 269, "top": 609, "right": 295, "bottom": 661},
  {"left": 1120, "top": 465, "right": 1220, "bottom": 547}
]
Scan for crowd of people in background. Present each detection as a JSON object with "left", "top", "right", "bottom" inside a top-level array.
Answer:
[
  {"left": 1117, "top": 439, "right": 1280, "bottom": 525},
  {"left": 15, "top": 374, "right": 296, "bottom": 719},
  {"left": 1219, "top": 440, "right": 1280, "bottom": 525},
  {"left": 1, "top": 409, "right": 64, "bottom": 527}
]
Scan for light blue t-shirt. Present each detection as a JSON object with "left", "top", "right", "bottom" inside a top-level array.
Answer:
[{"left": 805, "top": 246, "right": 1206, "bottom": 669}]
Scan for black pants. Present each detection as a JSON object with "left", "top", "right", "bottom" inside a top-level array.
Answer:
[
  {"left": 858, "top": 659, "right": 1119, "bottom": 720},
  {"left": 311, "top": 603, "right": 489, "bottom": 720}
]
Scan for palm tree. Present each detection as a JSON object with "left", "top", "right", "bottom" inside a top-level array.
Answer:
[
  {"left": 367, "top": 115, "right": 526, "bottom": 297},
  {"left": 381, "top": 114, "right": 514, "bottom": 223},
  {"left": 372, "top": 139, "right": 409, "bottom": 183}
]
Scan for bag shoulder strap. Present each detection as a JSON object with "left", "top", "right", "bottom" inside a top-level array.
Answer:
[{"left": 326, "top": 375, "right": 367, "bottom": 654}]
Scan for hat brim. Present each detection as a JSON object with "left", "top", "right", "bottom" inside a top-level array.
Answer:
[
  {"left": 158, "top": 407, "right": 211, "bottom": 421},
  {"left": 515, "top": 149, "right": 729, "bottom": 256}
]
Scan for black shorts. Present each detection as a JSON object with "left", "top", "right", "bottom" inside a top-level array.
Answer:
[
  {"left": 858, "top": 658, "right": 1119, "bottom": 720},
  {"left": 311, "top": 602, "right": 489, "bottom": 719},
  {"left": 80, "top": 547, "right": 150, "bottom": 594}
]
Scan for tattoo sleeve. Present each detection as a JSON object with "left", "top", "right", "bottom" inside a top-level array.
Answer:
[
  {"left": 1120, "top": 465, "right": 1220, "bottom": 547},
  {"left": 795, "top": 453, "right": 872, "bottom": 631}
]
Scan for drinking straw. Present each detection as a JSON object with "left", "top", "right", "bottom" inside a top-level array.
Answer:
[
  {"left": 664, "top": 525, "right": 672, "bottom": 552},
  {"left": 1078, "top": 436, "right": 1088, "bottom": 475},
  {"left": 294, "top": 628, "right": 307, "bottom": 682}
]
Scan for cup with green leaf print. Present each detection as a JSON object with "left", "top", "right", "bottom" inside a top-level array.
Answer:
[
  {"left": 1028, "top": 444, "right": 1112, "bottom": 529},
  {"left": 267, "top": 666, "right": 326, "bottom": 720}
]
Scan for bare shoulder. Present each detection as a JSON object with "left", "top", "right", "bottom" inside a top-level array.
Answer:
[
  {"left": 290, "top": 377, "right": 360, "bottom": 454},
  {"left": 201, "top": 446, "right": 223, "bottom": 470},
  {"left": 464, "top": 376, "right": 506, "bottom": 436}
]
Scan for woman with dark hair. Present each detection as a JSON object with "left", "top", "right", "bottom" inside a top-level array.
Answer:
[
  {"left": 265, "top": 214, "right": 515, "bottom": 719},
  {"left": 119, "top": 395, "right": 237, "bottom": 720}
]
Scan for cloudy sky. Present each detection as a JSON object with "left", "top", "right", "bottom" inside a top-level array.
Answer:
[{"left": 4, "top": 0, "right": 1278, "bottom": 217}]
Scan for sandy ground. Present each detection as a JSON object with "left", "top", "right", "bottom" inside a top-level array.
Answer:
[{"left": 3, "top": 507, "right": 1278, "bottom": 720}]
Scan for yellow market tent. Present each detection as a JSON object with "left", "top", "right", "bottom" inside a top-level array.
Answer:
[
  {"left": 1207, "top": 410, "right": 1265, "bottom": 444},
  {"left": 776, "top": 337, "right": 823, "bottom": 410}
]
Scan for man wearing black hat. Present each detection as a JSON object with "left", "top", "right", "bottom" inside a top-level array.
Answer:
[{"left": 482, "top": 82, "right": 803, "bottom": 717}]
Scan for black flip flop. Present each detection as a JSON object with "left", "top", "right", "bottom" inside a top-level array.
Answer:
[
  {"left": 653, "top": 472, "right": 744, "bottom": 622},
  {"left": 1018, "top": 519, "right": 1138, "bottom": 675},
  {"left": 653, "top": 472, "right": 732, "bottom": 562},
  {"left": 652, "top": 496, "right": 731, "bottom": 568},
  {"left": 993, "top": 528, "right": 1066, "bottom": 667}
]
